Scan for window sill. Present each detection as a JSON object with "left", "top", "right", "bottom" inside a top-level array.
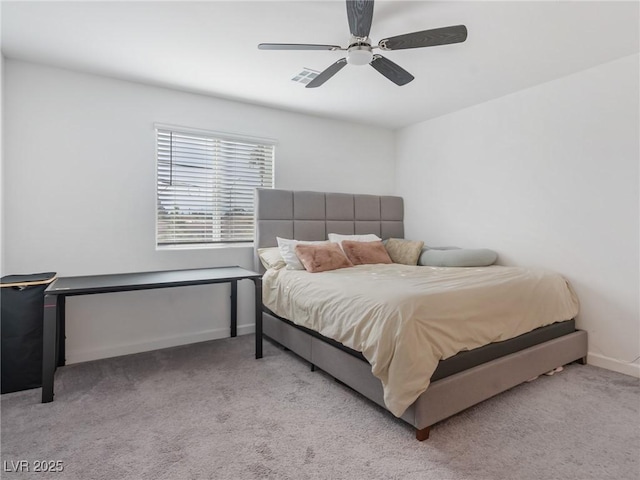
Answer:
[{"left": 156, "top": 243, "right": 253, "bottom": 252}]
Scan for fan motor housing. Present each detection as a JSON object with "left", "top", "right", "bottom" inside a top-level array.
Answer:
[{"left": 347, "top": 44, "right": 373, "bottom": 66}]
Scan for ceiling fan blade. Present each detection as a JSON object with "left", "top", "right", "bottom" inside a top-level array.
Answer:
[
  {"left": 370, "top": 55, "right": 414, "bottom": 86},
  {"left": 306, "top": 58, "right": 348, "bottom": 88},
  {"left": 379, "top": 25, "right": 468, "bottom": 50},
  {"left": 258, "top": 43, "right": 343, "bottom": 51},
  {"left": 346, "top": 0, "right": 374, "bottom": 38}
]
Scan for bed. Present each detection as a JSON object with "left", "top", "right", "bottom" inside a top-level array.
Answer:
[{"left": 253, "top": 188, "right": 588, "bottom": 440}]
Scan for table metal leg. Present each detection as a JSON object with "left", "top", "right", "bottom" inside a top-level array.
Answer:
[
  {"left": 254, "top": 277, "right": 263, "bottom": 359},
  {"left": 57, "top": 296, "right": 66, "bottom": 367},
  {"left": 230, "top": 280, "right": 237, "bottom": 337},
  {"left": 42, "top": 294, "right": 58, "bottom": 403}
]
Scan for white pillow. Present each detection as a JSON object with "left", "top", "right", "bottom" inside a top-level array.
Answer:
[
  {"left": 328, "top": 233, "right": 381, "bottom": 243},
  {"left": 276, "top": 237, "right": 328, "bottom": 270},
  {"left": 257, "top": 247, "right": 286, "bottom": 270},
  {"left": 328, "top": 233, "right": 381, "bottom": 252}
]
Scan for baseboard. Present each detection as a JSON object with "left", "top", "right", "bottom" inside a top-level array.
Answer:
[
  {"left": 587, "top": 352, "right": 640, "bottom": 378},
  {"left": 66, "top": 323, "right": 256, "bottom": 364}
]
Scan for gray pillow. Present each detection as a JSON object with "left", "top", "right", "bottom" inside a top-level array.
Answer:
[{"left": 418, "top": 247, "right": 498, "bottom": 267}]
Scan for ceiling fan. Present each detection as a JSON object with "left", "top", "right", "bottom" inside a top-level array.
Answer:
[{"left": 258, "top": 0, "right": 467, "bottom": 88}]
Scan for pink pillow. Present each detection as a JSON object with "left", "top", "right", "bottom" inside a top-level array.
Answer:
[
  {"left": 341, "top": 240, "right": 393, "bottom": 266},
  {"left": 294, "top": 243, "right": 353, "bottom": 273}
]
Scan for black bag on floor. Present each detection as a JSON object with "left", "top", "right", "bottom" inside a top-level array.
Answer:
[{"left": 1, "top": 272, "right": 56, "bottom": 394}]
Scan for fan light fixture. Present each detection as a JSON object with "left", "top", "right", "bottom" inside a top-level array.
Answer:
[
  {"left": 346, "top": 45, "right": 373, "bottom": 65},
  {"left": 258, "top": 0, "right": 467, "bottom": 88}
]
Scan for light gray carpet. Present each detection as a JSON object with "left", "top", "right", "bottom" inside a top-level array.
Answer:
[{"left": 1, "top": 335, "right": 638, "bottom": 480}]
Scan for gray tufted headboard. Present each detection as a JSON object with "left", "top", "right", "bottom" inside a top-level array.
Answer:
[{"left": 254, "top": 188, "right": 404, "bottom": 273}]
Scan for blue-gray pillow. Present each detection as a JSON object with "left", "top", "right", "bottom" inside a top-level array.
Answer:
[{"left": 418, "top": 248, "right": 498, "bottom": 267}]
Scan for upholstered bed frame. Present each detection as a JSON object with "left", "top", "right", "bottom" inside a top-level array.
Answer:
[{"left": 254, "top": 188, "right": 588, "bottom": 440}]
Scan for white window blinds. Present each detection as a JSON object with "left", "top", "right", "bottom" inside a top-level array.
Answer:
[{"left": 156, "top": 127, "right": 275, "bottom": 246}]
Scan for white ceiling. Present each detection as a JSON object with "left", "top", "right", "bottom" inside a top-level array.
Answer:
[{"left": 2, "top": 1, "right": 638, "bottom": 129}]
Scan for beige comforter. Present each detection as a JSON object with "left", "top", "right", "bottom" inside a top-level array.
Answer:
[{"left": 263, "top": 264, "right": 579, "bottom": 417}]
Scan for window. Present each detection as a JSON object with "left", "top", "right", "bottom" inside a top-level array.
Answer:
[{"left": 156, "top": 126, "right": 275, "bottom": 246}]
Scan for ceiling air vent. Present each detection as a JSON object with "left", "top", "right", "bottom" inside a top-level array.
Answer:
[{"left": 291, "top": 68, "right": 320, "bottom": 85}]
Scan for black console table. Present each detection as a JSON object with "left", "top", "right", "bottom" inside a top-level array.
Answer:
[{"left": 42, "top": 266, "right": 262, "bottom": 403}]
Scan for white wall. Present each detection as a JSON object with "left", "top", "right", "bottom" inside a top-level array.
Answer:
[
  {"left": 1, "top": 1, "right": 5, "bottom": 275},
  {"left": 4, "top": 59, "right": 395, "bottom": 363},
  {"left": 396, "top": 54, "right": 640, "bottom": 377},
  {"left": 0, "top": 52, "right": 4, "bottom": 277},
  {"left": 0, "top": 9, "right": 3, "bottom": 277}
]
